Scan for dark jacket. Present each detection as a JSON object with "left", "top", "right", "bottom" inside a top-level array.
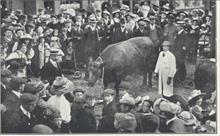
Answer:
[
  {"left": 133, "top": 28, "right": 149, "bottom": 37},
  {"left": 98, "top": 100, "right": 118, "bottom": 133},
  {"left": 2, "top": 107, "right": 36, "bottom": 133},
  {"left": 70, "top": 102, "right": 96, "bottom": 133},
  {"left": 40, "top": 60, "right": 63, "bottom": 85},
  {"left": 3, "top": 91, "right": 20, "bottom": 112},
  {"left": 112, "top": 27, "right": 131, "bottom": 44}
]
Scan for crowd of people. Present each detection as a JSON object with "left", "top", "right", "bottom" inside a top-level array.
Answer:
[{"left": 0, "top": 0, "right": 216, "bottom": 134}]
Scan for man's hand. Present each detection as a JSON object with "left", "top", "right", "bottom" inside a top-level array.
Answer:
[{"left": 167, "top": 77, "right": 172, "bottom": 85}]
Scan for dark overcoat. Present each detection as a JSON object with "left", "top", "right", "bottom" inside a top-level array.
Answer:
[
  {"left": 98, "top": 100, "right": 118, "bottom": 132},
  {"left": 2, "top": 108, "right": 36, "bottom": 133},
  {"left": 40, "top": 61, "right": 63, "bottom": 85}
]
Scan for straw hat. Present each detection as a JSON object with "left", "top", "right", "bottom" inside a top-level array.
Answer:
[{"left": 188, "top": 90, "right": 205, "bottom": 105}]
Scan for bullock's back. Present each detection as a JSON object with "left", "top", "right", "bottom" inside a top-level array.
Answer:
[{"left": 100, "top": 37, "right": 154, "bottom": 71}]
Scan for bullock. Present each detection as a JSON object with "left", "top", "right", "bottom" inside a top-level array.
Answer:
[
  {"left": 194, "top": 58, "right": 216, "bottom": 99},
  {"left": 87, "top": 37, "right": 156, "bottom": 101}
]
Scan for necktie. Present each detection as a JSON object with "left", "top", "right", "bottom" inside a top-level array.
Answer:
[{"left": 163, "top": 53, "right": 165, "bottom": 57}]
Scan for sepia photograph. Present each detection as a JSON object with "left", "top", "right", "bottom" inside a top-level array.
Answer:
[{"left": 0, "top": 0, "right": 218, "bottom": 134}]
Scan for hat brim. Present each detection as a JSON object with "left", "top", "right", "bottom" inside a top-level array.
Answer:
[
  {"left": 188, "top": 93, "right": 205, "bottom": 105},
  {"left": 153, "top": 98, "right": 169, "bottom": 118}
]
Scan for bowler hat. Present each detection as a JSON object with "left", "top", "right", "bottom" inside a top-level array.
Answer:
[{"left": 161, "top": 41, "right": 171, "bottom": 46}]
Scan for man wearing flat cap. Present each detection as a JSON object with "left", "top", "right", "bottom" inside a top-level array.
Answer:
[
  {"left": 2, "top": 93, "right": 38, "bottom": 133},
  {"left": 3, "top": 77, "right": 26, "bottom": 112},
  {"left": 154, "top": 41, "right": 176, "bottom": 100},
  {"left": 40, "top": 48, "right": 63, "bottom": 85}
]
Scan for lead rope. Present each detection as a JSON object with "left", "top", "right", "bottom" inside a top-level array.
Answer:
[{"left": 97, "top": 56, "right": 105, "bottom": 91}]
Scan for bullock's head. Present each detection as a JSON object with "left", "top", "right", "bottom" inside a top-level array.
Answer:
[{"left": 87, "top": 57, "right": 103, "bottom": 86}]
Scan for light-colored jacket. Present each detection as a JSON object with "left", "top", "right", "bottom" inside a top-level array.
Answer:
[{"left": 154, "top": 51, "right": 176, "bottom": 97}]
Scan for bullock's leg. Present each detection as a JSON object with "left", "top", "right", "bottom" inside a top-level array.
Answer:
[
  {"left": 142, "top": 72, "right": 147, "bottom": 87},
  {"left": 114, "top": 78, "right": 121, "bottom": 103},
  {"left": 148, "top": 72, "right": 152, "bottom": 88}
]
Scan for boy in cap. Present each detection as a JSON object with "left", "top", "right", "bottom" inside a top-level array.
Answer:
[
  {"left": 154, "top": 41, "right": 176, "bottom": 100},
  {"left": 2, "top": 93, "right": 38, "bottom": 133},
  {"left": 98, "top": 89, "right": 118, "bottom": 132}
]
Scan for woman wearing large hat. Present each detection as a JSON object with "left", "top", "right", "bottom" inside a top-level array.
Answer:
[{"left": 47, "top": 76, "right": 73, "bottom": 133}]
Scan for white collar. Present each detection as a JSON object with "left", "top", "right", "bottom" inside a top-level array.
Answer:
[
  {"left": 20, "top": 105, "right": 31, "bottom": 118},
  {"left": 121, "top": 27, "right": 125, "bottom": 32},
  {"left": 12, "top": 90, "right": 21, "bottom": 98},
  {"left": 1, "top": 82, "right": 6, "bottom": 89},
  {"left": 150, "top": 24, "right": 155, "bottom": 30}
]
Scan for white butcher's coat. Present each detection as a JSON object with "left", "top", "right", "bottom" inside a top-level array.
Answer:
[{"left": 154, "top": 51, "right": 176, "bottom": 97}]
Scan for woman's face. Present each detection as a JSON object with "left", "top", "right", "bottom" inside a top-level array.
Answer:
[
  {"left": 20, "top": 44, "right": 27, "bottom": 53},
  {"left": 37, "top": 26, "right": 44, "bottom": 34}
]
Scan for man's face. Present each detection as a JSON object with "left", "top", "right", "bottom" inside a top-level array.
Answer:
[
  {"left": 2, "top": 77, "right": 11, "bottom": 85},
  {"left": 23, "top": 100, "right": 37, "bottom": 112},
  {"left": 74, "top": 92, "right": 84, "bottom": 102},
  {"left": 142, "top": 101, "right": 151, "bottom": 113},
  {"left": 163, "top": 45, "right": 169, "bottom": 52},
  {"left": 104, "top": 94, "right": 113, "bottom": 103},
  {"left": 119, "top": 104, "right": 128, "bottom": 113},
  {"left": 50, "top": 55, "right": 59, "bottom": 62}
]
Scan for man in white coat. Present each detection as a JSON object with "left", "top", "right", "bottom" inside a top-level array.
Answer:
[{"left": 154, "top": 41, "right": 176, "bottom": 100}]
